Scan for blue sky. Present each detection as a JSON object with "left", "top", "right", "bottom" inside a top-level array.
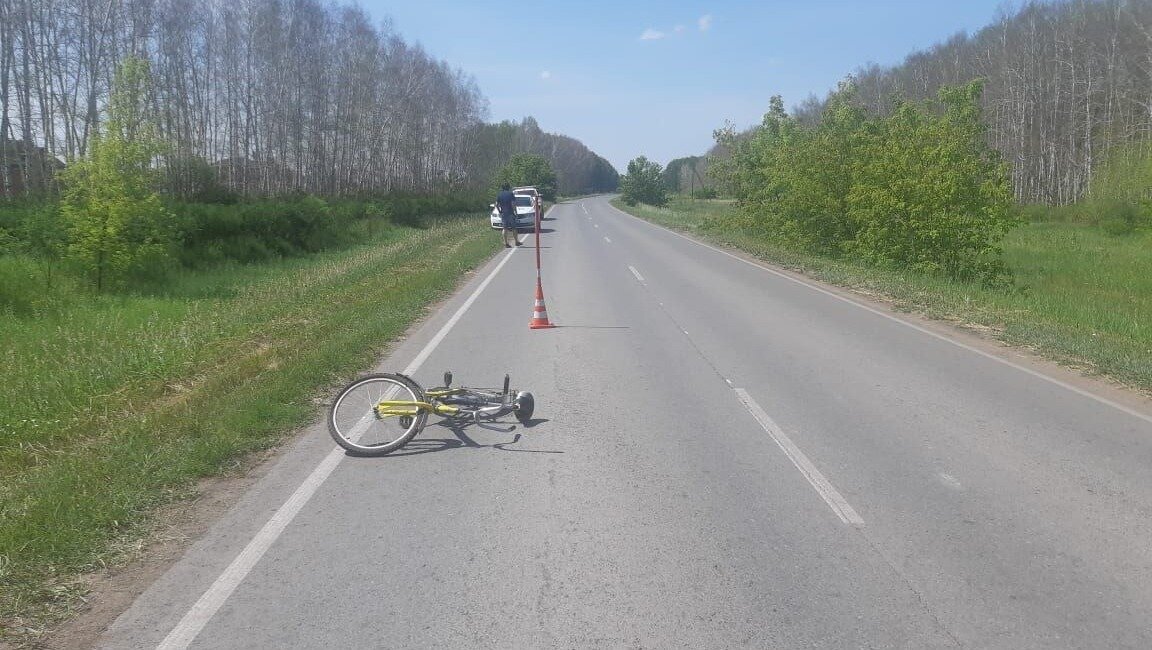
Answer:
[{"left": 359, "top": 1, "right": 1016, "bottom": 172}]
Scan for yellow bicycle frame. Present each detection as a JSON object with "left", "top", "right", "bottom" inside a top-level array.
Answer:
[{"left": 374, "top": 388, "right": 466, "bottom": 419}]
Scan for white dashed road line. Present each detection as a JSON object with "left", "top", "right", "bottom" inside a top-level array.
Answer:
[{"left": 735, "top": 388, "right": 864, "bottom": 526}]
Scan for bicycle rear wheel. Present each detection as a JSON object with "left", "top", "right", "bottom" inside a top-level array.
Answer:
[{"left": 329, "top": 373, "right": 427, "bottom": 455}]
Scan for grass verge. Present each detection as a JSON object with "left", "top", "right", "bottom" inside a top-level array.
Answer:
[
  {"left": 613, "top": 197, "right": 1152, "bottom": 394},
  {"left": 0, "top": 214, "right": 497, "bottom": 643}
]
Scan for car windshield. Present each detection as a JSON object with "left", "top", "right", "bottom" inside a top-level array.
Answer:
[{"left": 515, "top": 196, "right": 533, "bottom": 207}]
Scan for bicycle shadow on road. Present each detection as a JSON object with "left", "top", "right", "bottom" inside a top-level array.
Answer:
[{"left": 376, "top": 419, "right": 561, "bottom": 457}]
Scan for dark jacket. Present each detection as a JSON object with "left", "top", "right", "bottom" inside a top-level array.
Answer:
[{"left": 496, "top": 189, "right": 516, "bottom": 215}]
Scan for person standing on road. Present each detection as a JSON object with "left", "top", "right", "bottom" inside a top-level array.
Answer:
[{"left": 496, "top": 183, "right": 521, "bottom": 248}]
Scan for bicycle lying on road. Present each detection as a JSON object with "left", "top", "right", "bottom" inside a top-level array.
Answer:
[{"left": 328, "top": 371, "right": 535, "bottom": 456}]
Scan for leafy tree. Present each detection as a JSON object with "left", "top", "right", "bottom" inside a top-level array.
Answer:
[
  {"left": 59, "top": 57, "right": 174, "bottom": 291},
  {"left": 494, "top": 153, "right": 558, "bottom": 201},
  {"left": 619, "top": 156, "right": 667, "bottom": 206}
]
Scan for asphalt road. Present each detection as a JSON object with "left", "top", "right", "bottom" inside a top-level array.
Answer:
[{"left": 100, "top": 195, "right": 1152, "bottom": 648}]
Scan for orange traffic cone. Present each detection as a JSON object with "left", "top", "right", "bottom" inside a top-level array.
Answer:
[{"left": 529, "top": 277, "right": 556, "bottom": 329}]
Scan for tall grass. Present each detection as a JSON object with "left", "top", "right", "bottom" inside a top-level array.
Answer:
[
  {"left": 615, "top": 196, "right": 1152, "bottom": 392},
  {"left": 0, "top": 213, "right": 496, "bottom": 641}
]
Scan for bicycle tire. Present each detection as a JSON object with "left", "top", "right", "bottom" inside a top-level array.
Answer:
[{"left": 328, "top": 373, "right": 427, "bottom": 455}]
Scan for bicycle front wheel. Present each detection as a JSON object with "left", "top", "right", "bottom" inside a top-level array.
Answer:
[{"left": 329, "top": 373, "right": 427, "bottom": 455}]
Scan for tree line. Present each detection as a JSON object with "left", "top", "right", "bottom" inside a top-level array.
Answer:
[
  {"left": 789, "top": 0, "right": 1152, "bottom": 206},
  {"left": 466, "top": 117, "right": 617, "bottom": 197},
  {"left": 0, "top": 0, "right": 617, "bottom": 200}
]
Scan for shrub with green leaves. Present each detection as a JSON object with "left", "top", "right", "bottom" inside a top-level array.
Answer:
[
  {"left": 59, "top": 56, "right": 174, "bottom": 291},
  {"left": 847, "top": 83, "right": 1016, "bottom": 283}
]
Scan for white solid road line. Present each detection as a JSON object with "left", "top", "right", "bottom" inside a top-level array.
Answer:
[
  {"left": 155, "top": 242, "right": 522, "bottom": 650},
  {"left": 629, "top": 265, "right": 646, "bottom": 284},
  {"left": 156, "top": 450, "right": 343, "bottom": 650},
  {"left": 607, "top": 202, "right": 1152, "bottom": 427},
  {"left": 735, "top": 389, "right": 865, "bottom": 526}
]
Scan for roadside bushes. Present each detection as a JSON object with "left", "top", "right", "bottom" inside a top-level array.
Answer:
[
  {"left": 846, "top": 84, "right": 1015, "bottom": 281},
  {"left": 0, "top": 191, "right": 488, "bottom": 306},
  {"left": 1014, "top": 200, "right": 1146, "bottom": 236},
  {"left": 713, "top": 81, "right": 1018, "bottom": 285},
  {"left": 1017, "top": 141, "right": 1152, "bottom": 235},
  {"left": 173, "top": 192, "right": 486, "bottom": 268},
  {"left": 1089, "top": 140, "right": 1152, "bottom": 227},
  {"left": 380, "top": 193, "right": 485, "bottom": 226},
  {"left": 0, "top": 201, "right": 70, "bottom": 313},
  {"left": 175, "top": 197, "right": 334, "bottom": 266}
]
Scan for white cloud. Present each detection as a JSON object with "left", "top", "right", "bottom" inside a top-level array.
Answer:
[
  {"left": 643, "top": 17, "right": 711, "bottom": 42},
  {"left": 540, "top": 70, "right": 552, "bottom": 81}
]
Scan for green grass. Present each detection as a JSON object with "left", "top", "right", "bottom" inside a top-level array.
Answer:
[
  {"left": 0, "top": 214, "right": 498, "bottom": 641},
  {"left": 614, "top": 196, "right": 1152, "bottom": 393}
]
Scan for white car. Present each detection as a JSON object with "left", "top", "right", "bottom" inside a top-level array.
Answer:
[
  {"left": 490, "top": 194, "right": 537, "bottom": 230},
  {"left": 513, "top": 186, "right": 540, "bottom": 200}
]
